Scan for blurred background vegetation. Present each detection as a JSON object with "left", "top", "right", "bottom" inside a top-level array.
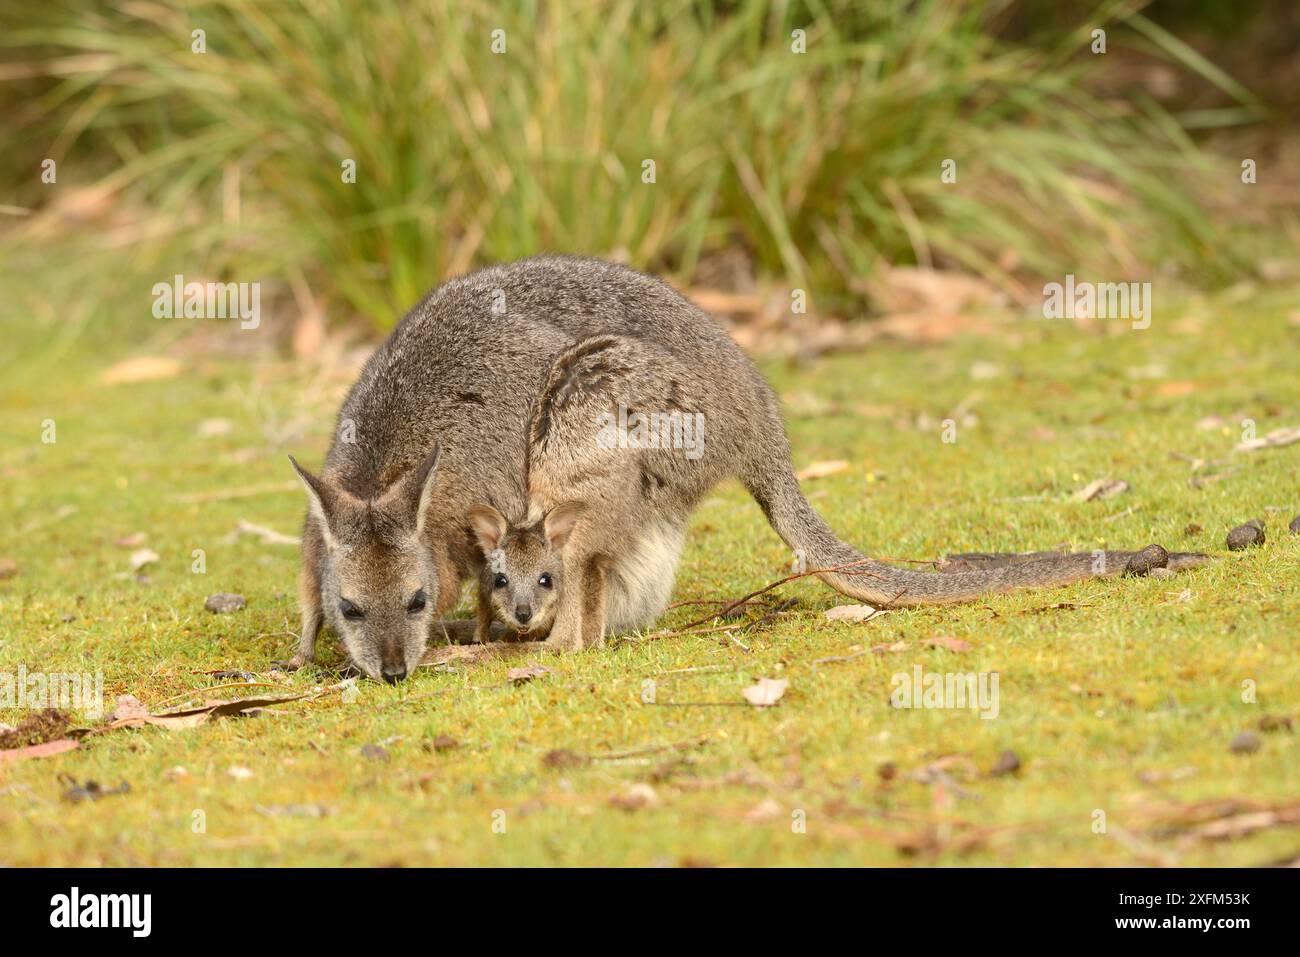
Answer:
[{"left": 0, "top": 0, "right": 1295, "bottom": 344}]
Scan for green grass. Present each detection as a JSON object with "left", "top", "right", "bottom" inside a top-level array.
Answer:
[
  {"left": 0, "top": 0, "right": 1256, "bottom": 323},
  {"left": 1, "top": 283, "right": 1298, "bottom": 866}
]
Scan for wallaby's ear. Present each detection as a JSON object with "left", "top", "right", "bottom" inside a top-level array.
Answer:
[
  {"left": 289, "top": 454, "right": 341, "bottom": 548},
  {"left": 542, "top": 501, "right": 585, "bottom": 552},
  {"left": 467, "top": 504, "right": 508, "bottom": 555},
  {"left": 379, "top": 443, "right": 442, "bottom": 534}
]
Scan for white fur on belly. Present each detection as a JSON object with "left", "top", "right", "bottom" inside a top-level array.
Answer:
[{"left": 603, "top": 521, "right": 686, "bottom": 634}]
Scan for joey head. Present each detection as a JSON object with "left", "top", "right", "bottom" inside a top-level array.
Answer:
[{"left": 467, "top": 502, "right": 583, "bottom": 642}]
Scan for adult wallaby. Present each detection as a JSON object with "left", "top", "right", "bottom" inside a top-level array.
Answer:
[
  {"left": 462, "top": 333, "right": 1206, "bottom": 648},
  {"left": 288, "top": 256, "right": 1204, "bottom": 680}
]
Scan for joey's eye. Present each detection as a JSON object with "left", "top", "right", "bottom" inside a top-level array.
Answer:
[
  {"left": 538, "top": 573, "right": 553, "bottom": 589},
  {"left": 407, "top": 589, "right": 427, "bottom": 613},
  {"left": 493, "top": 574, "right": 508, "bottom": 589},
  {"left": 339, "top": 599, "right": 364, "bottom": 621}
]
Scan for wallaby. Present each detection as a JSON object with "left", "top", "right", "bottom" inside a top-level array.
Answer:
[
  {"left": 464, "top": 332, "right": 1208, "bottom": 647},
  {"left": 288, "top": 255, "right": 1205, "bottom": 679},
  {"left": 467, "top": 502, "right": 583, "bottom": 642}
]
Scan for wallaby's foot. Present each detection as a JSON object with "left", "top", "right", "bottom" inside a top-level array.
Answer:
[
  {"left": 542, "top": 629, "right": 584, "bottom": 653},
  {"left": 439, "top": 618, "right": 484, "bottom": 644},
  {"left": 272, "top": 655, "right": 310, "bottom": 672}
]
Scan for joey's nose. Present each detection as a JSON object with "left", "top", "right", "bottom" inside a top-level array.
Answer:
[
  {"left": 382, "top": 666, "right": 407, "bottom": 684},
  {"left": 515, "top": 605, "right": 532, "bottom": 624}
]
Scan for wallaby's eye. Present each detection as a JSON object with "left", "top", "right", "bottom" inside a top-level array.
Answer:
[
  {"left": 493, "top": 573, "right": 508, "bottom": 589},
  {"left": 339, "top": 599, "right": 364, "bottom": 621},
  {"left": 407, "top": 589, "right": 427, "bottom": 613},
  {"left": 538, "top": 573, "right": 553, "bottom": 589}
]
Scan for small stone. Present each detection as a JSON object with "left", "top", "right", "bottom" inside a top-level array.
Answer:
[
  {"left": 1258, "top": 714, "right": 1293, "bottom": 733},
  {"left": 1229, "top": 731, "right": 1261, "bottom": 754},
  {"left": 1124, "top": 544, "right": 1169, "bottom": 576},
  {"left": 990, "top": 750, "right": 1022, "bottom": 777},
  {"left": 204, "top": 592, "right": 247, "bottom": 614},
  {"left": 430, "top": 734, "right": 459, "bottom": 752},
  {"left": 610, "top": 782, "right": 660, "bottom": 810},
  {"left": 1226, "top": 522, "right": 1264, "bottom": 551},
  {"left": 1150, "top": 567, "right": 1175, "bottom": 579},
  {"left": 1289, "top": 515, "right": 1300, "bottom": 535},
  {"left": 361, "top": 744, "right": 389, "bottom": 761}
]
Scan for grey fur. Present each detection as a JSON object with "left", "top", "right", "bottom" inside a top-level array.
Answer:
[{"left": 289, "top": 255, "right": 1207, "bottom": 675}]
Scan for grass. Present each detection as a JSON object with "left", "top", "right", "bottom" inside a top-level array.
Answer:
[
  {"left": 1, "top": 272, "right": 1298, "bottom": 866},
  {"left": 0, "top": 0, "right": 1256, "bottom": 323}
]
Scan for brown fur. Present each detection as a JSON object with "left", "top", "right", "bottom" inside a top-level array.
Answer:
[{"left": 288, "top": 256, "right": 1208, "bottom": 676}]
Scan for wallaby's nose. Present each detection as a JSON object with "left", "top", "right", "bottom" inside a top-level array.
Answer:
[
  {"left": 382, "top": 666, "right": 407, "bottom": 684},
  {"left": 515, "top": 605, "right": 532, "bottom": 624}
]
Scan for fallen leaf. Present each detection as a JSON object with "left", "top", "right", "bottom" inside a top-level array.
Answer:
[
  {"left": 224, "top": 520, "right": 299, "bottom": 547},
  {"left": 823, "top": 603, "right": 884, "bottom": 623},
  {"left": 745, "top": 798, "right": 783, "bottom": 823},
  {"left": 742, "top": 677, "right": 788, "bottom": 707},
  {"left": 100, "top": 356, "right": 182, "bottom": 385},
  {"left": 257, "top": 803, "right": 329, "bottom": 818},
  {"left": 1236, "top": 426, "right": 1300, "bottom": 453},
  {"left": 196, "top": 418, "right": 232, "bottom": 437},
  {"left": 108, "top": 695, "right": 149, "bottom": 723},
  {"left": 507, "top": 665, "right": 552, "bottom": 685},
  {"left": 926, "top": 636, "right": 972, "bottom": 652},
  {"left": 0, "top": 739, "right": 78, "bottom": 762},
  {"left": 129, "top": 548, "right": 159, "bottom": 571},
  {"left": 1073, "top": 478, "right": 1129, "bottom": 502},
  {"left": 84, "top": 693, "right": 306, "bottom": 734},
  {"left": 872, "top": 640, "right": 909, "bottom": 654},
  {"left": 610, "top": 782, "right": 660, "bottom": 810},
  {"left": 796, "top": 459, "right": 849, "bottom": 481}
]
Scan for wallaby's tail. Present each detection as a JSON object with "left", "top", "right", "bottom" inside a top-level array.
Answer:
[{"left": 743, "top": 465, "right": 1207, "bottom": 607}]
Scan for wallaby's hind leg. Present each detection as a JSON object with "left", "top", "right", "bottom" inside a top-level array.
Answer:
[
  {"left": 579, "top": 560, "right": 608, "bottom": 650},
  {"left": 475, "top": 588, "right": 494, "bottom": 644},
  {"left": 544, "top": 546, "right": 607, "bottom": 653}
]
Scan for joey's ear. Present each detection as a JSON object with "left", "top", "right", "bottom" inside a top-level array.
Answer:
[
  {"left": 467, "top": 504, "right": 508, "bottom": 554},
  {"left": 542, "top": 501, "right": 585, "bottom": 551},
  {"left": 379, "top": 443, "right": 442, "bottom": 534},
  {"left": 289, "top": 454, "right": 343, "bottom": 547}
]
